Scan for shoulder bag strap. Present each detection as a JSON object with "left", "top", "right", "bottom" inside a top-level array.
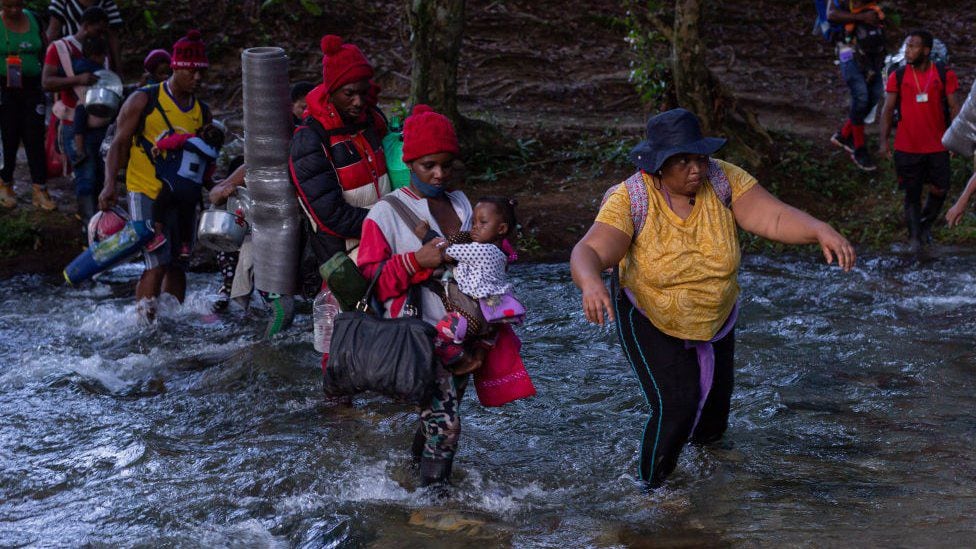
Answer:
[
  {"left": 382, "top": 194, "right": 442, "bottom": 239},
  {"left": 360, "top": 260, "right": 423, "bottom": 318},
  {"left": 358, "top": 260, "right": 385, "bottom": 312}
]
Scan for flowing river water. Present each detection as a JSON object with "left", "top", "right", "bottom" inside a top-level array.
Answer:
[{"left": 1, "top": 252, "right": 975, "bottom": 547}]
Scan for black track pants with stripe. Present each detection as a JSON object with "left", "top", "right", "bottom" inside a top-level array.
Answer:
[{"left": 613, "top": 286, "right": 736, "bottom": 487}]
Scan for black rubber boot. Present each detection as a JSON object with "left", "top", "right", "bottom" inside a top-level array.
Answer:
[
  {"left": 905, "top": 201, "right": 923, "bottom": 253},
  {"left": 411, "top": 426, "right": 426, "bottom": 463},
  {"left": 919, "top": 192, "right": 946, "bottom": 245},
  {"left": 419, "top": 456, "right": 453, "bottom": 487}
]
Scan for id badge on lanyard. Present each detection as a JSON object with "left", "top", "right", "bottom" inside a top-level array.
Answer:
[
  {"left": 916, "top": 93, "right": 929, "bottom": 103},
  {"left": 6, "top": 55, "right": 22, "bottom": 89}
]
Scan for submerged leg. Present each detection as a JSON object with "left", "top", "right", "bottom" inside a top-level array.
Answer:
[
  {"left": 418, "top": 371, "right": 469, "bottom": 486},
  {"left": 614, "top": 289, "right": 700, "bottom": 487},
  {"left": 690, "top": 329, "right": 736, "bottom": 444}
]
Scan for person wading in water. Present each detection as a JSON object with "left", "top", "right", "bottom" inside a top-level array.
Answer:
[{"left": 571, "top": 108, "right": 856, "bottom": 488}]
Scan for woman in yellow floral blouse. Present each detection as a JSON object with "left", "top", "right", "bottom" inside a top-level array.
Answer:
[{"left": 570, "top": 108, "right": 855, "bottom": 487}]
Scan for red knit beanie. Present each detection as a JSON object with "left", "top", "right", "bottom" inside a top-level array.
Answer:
[
  {"left": 320, "top": 35, "right": 374, "bottom": 93},
  {"left": 401, "top": 105, "right": 460, "bottom": 163},
  {"left": 171, "top": 30, "right": 208, "bottom": 70}
]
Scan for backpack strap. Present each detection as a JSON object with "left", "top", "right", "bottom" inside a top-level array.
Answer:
[
  {"left": 600, "top": 171, "right": 648, "bottom": 241},
  {"left": 370, "top": 104, "right": 389, "bottom": 130},
  {"left": 706, "top": 159, "right": 733, "bottom": 209},
  {"left": 622, "top": 171, "right": 649, "bottom": 237},
  {"left": 200, "top": 99, "right": 211, "bottom": 125},
  {"left": 600, "top": 162, "right": 732, "bottom": 242},
  {"left": 134, "top": 84, "right": 163, "bottom": 159}
]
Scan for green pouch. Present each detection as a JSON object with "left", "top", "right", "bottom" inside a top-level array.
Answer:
[
  {"left": 382, "top": 130, "right": 410, "bottom": 190},
  {"left": 319, "top": 251, "right": 370, "bottom": 311}
]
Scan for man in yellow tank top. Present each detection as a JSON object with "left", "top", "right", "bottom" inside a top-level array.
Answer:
[{"left": 98, "top": 30, "right": 210, "bottom": 319}]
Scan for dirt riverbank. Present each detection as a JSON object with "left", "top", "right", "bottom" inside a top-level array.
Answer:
[{"left": 2, "top": 0, "right": 974, "bottom": 279}]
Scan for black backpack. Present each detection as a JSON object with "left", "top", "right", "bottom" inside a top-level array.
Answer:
[{"left": 893, "top": 62, "right": 950, "bottom": 128}]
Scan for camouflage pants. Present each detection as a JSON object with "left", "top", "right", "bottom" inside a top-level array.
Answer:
[{"left": 419, "top": 369, "right": 469, "bottom": 460}]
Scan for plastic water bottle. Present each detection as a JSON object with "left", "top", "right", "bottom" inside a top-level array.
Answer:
[{"left": 313, "top": 290, "right": 340, "bottom": 353}]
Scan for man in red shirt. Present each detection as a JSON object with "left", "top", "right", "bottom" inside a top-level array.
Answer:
[{"left": 879, "top": 30, "right": 961, "bottom": 250}]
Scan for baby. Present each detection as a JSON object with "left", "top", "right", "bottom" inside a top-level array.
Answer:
[
  {"left": 145, "top": 122, "right": 225, "bottom": 259},
  {"left": 418, "top": 196, "right": 525, "bottom": 367}
]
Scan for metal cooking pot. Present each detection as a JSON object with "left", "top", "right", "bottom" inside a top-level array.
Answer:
[
  {"left": 85, "top": 87, "right": 121, "bottom": 118},
  {"left": 84, "top": 70, "right": 124, "bottom": 118},
  {"left": 197, "top": 207, "right": 248, "bottom": 252}
]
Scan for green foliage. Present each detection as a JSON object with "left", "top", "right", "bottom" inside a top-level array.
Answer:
[
  {"left": 0, "top": 213, "right": 39, "bottom": 258},
  {"left": 738, "top": 133, "right": 976, "bottom": 254},
  {"left": 23, "top": 0, "right": 47, "bottom": 13},
  {"left": 886, "top": 10, "right": 903, "bottom": 28},
  {"left": 560, "top": 127, "right": 635, "bottom": 181},
  {"left": 261, "top": 0, "right": 322, "bottom": 16},
  {"left": 518, "top": 231, "right": 542, "bottom": 255},
  {"left": 622, "top": 0, "right": 671, "bottom": 105},
  {"left": 467, "top": 138, "right": 540, "bottom": 183},
  {"left": 388, "top": 101, "right": 409, "bottom": 130},
  {"left": 142, "top": 9, "right": 159, "bottom": 32}
]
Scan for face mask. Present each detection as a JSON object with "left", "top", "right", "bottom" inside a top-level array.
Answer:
[{"left": 410, "top": 172, "right": 445, "bottom": 198}]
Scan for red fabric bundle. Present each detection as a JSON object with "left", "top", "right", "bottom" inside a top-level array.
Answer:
[{"left": 474, "top": 324, "right": 535, "bottom": 407}]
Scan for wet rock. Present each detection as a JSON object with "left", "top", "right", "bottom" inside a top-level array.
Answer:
[{"left": 407, "top": 508, "right": 508, "bottom": 541}]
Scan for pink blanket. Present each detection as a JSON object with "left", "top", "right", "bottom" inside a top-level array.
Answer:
[{"left": 474, "top": 324, "right": 535, "bottom": 407}]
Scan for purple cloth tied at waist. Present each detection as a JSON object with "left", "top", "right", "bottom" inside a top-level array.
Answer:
[
  {"left": 624, "top": 288, "right": 738, "bottom": 435},
  {"left": 480, "top": 291, "right": 526, "bottom": 324}
]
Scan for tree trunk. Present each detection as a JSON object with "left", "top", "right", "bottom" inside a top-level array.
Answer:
[
  {"left": 670, "top": 0, "right": 775, "bottom": 168},
  {"left": 406, "top": 0, "right": 464, "bottom": 123},
  {"left": 406, "top": 0, "right": 514, "bottom": 158}
]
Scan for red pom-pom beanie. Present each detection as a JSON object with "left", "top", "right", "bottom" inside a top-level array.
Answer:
[
  {"left": 401, "top": 104, "right": 460, "bottom": 163},
  {"left": 320, "top": 35, "right": 374, "bottom": 93},
  {"left": 171, "top": 30, "right": 208, "bottom": 69}
]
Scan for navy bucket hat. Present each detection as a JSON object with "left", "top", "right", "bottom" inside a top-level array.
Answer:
[{"left": 628, "top": 108, "right": 727, "bottom": 174}]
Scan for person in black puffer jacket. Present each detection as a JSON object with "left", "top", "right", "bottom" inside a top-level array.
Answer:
[{"left": 289, "top": 34, "right": 390, "bottom": 269}]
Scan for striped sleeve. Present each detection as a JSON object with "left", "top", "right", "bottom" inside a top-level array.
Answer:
[
  {"left": 49, "top": 0, "right": 123, "bottom": 30},
  {"left": 47, "top": 0, "right": 67, "bottom": 19},
  {"left": 100, "top": 0, "right": 124, "bottom": 26}
]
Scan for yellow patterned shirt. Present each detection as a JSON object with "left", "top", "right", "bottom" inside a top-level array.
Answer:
[{"left": 595, "top": 160, "right": 757, "bottom": 340}]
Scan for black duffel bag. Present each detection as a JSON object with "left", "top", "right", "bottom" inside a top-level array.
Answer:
[{"left": 323, "top": 262, "right": 437, "bottom": 404}]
